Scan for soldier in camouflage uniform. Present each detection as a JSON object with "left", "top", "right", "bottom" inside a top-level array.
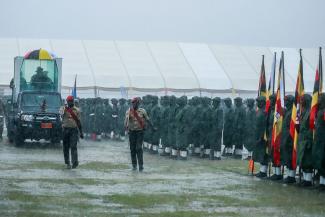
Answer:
[
  {"left": 102, "top": 99, "right": 112, "bottom": 139},
  {"left": 111, "top": 98, "right": 119, "bottom": 139},
  {"left": 175, "top": 96, "right": 189, "bottom": 159},
  {"left": 223, "top": 98, "right": 234, "bottom": 156},
  {"left": 94, "top": 98, "right": 104, "bottom": 141},
  {"left": 88, "top": 98, "right": 96, "bottom": 139},
  {"left": 253, "top": 96, "right": 268, "bottom": 178},
  {"left": 297, "top": 94, "right": 313, "bottom": 187},
  {"left": 142, "top": 95, "right": 152, "bottom": 150},
  {"left": 200, "top": 97, "right": 213, "bottom": 158},
  {"left": 312, "top": 93, "right": 325, "bottom": 189},
  {"left": 159, "top": 96, "right": 170, "bottom": 155},
  {"left": 168, "top": 95, "right": 178, "bottom": 157},
  {"left": 118, "top": 98, "right": 129, "bottom": 141},
  {"left": 244, "top": 98, "right": 256, "bottom": 158},
  {"left": 150, "top": 96, "right": 161, "bottom": 153},
  {"left": 268, "top": 94, "right": 283, "bottom": 180},
  {"left": 210, "top": 97, "right": 224, "bottom": 160},
  {"left": 233, "top": 97, "right": 246, "bottom": 158},
  {"left": 191, "top": 97, "right": 202, "bottom": 156},
  {"left": 0, "top": 99, "right": 5, "bottom": 141},
  {"left": 281, "top": 95, "right": 295, "bottom": 183}
]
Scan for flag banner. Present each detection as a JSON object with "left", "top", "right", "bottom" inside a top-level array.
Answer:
[
  {"left": 272, "top": 51, "right": 285, "bottom": 167},
  {"left": 71, "top": 74, "right": 77, "bottom": 99},
  {"left": 258, "top": 55, "right": 267, "bottom": 98},
  {"left": 290, "top": 49, "right": 304, "bottom": 170},
  {"left": 266, "top": 52, "right": 277, "bottom": 113},
  {"left": 310, "top": 47, "right": 323, "bottom": 132}
]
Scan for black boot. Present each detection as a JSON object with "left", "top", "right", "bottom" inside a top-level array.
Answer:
[
  {"left": 269, "top": 174, "right": 283, "bottom": 181},
  {"left": 283, "top": 176, "right": 296, "bottom": 184}
]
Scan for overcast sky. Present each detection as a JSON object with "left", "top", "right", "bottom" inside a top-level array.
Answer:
[{"left": 0, "top": 0, "right": 324, "bottom": 47}]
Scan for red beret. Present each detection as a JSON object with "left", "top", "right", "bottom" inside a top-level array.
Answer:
[{"left": 66, "top": 95, "right": 74, "bottom": 102}]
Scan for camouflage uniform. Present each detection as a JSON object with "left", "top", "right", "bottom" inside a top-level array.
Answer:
[
  {"left": 111, "top": 98, "right": 119, "bottom": 138},
  {"left": 118, "top": 98, "right": 129, "bottom": 139},
  {"left": 150, "top": 96, "right": 161, "bottom": 151},
  {"left": 253, "top": 96, "right": 268, "bottom": 178},
  {"left": 0, "top": 99, "right": 5, "bottom": 140},
  {"left": 233, "top": 97, "right": 246, "bottom": 157},
  {"left": 267, "top": 95, "right": 283, "bottom": 180},
  {"left": 200, "top": 97, "right": 213, "bottom": 157},
  {"left": 223, "top": 98, "right": 234, "bottom": 155},
  {"left": 297, "top": 94, "right": 313, "bottom": 186},
  {"left": 210, "top": 97, "right": 224, "bottom": 159},
  {"left": 168, "top": 96, "right": 177, "bottom": 155},
  {"left": 103, "top": 99, "right": 113, "bottom": 137},
  {"left": 312, "top": 93, "right": 325, "bottom": 188},
  {"left": 190, "top": 97, "right": 202, "bottom": 155},
  {"left": 175, "top": 96, "right": 189, "bottom": 156},
  {"left": 160, "top": 96, "right": 170, "bottom": 151},
  {"left": 244, "top": 98, "right": 256, "bottom": 153},
  {"left": 280, "top": 95, "right": 295, "bottom": 183}
]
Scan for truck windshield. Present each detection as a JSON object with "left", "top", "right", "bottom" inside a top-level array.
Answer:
[{"left": 21, "top": 93, "right": 61, "bottom": 110}]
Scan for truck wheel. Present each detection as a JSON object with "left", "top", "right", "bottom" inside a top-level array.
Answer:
[
  {"left": 51, "top": 137, "right": 61, "bottom": 145},
  {"left": 15, "top": 135, "right": 24, "bottom": 146}
]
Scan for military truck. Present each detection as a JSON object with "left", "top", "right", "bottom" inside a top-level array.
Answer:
[{"left": 8, "top": 49, "right": 63, "bottom": 146}]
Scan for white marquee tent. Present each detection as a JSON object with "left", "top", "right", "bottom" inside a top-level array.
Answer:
[{"left": 0, "top": 38, "right": 323, "bottom": 99}]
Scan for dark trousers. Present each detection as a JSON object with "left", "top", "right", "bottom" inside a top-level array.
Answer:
[
  {"left": 129, "top": 130, "right": 144, "bottom": 168},
  {"left": 63, "top": 127, "right": 79, "bottom": 165}
]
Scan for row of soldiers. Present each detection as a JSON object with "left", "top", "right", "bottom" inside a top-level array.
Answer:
[
  {"left": 253, "top": 93, "right": 325, "bottom": 188},
  {"left": 139, "top": 95, "right": 249, "bottom": 160},
  {"left": 135, "top": 94, "right": 325, "bottom": 188},
  {"left": 76, "top": 98, "right": 130, "bottom": 141},
  {"left": 75, "top": 93, "right": 325, "bottom": 188}
]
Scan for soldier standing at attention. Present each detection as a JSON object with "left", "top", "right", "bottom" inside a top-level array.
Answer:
[
  {"left": 125, "top": 97, "right": 155, "bottom": 171},
  {"left": 61, "top": 96, "right": 84, "bottom": 169}
]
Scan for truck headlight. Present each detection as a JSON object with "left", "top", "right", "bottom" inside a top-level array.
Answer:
[{"left": 21, "top": 114, "right": 34, "bottom": 122}]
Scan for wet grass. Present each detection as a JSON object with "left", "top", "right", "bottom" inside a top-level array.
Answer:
[
  {"left": 140, "top": 211, "right": 239, "bottom": 217},
  {"left": 80, "top": 161, "right": 129, "bottom": 171},
  {"left": 103, "top": 193, "right": 193, "bottom": 208},
  {"left": 1, "top": 140, "right": 325, "bottom": 217}
]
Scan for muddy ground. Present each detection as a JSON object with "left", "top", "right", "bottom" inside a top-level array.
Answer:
[{"left": 0, "top": 137, "right": 324, "bottom": 217}]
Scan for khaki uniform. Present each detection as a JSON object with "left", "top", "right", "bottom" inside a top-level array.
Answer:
[
  {"left": 61, "top": 106, "right": 81, "bottom": 167},
  {"left": 125, "top": 108, "right": 149, "bottom": 131},
  {"left": 61, "top": 106, "right": 80, "bottom": 128},
  {"left": 125, "top": 108, "right": 149, "bottom": 170}
]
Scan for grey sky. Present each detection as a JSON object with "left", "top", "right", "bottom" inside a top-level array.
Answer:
[{"left": 0, "top": 0, "right": 324, "bottom": 47}]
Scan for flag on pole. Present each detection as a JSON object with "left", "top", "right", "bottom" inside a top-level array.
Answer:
[
  {"left": 266, "top": 52, "right": 277, "bottom": 113},
  {"left": 272, "top": 51, "right": 285, "bottom": 167},
  {"left": 71, "top": 74, "right": 77, "bottom": 99},
  {"left": 258, "top": 55, "right": 267, "bottom": 98},
  {"left": 310, "top": 47, "right": 323, "bottom": 132},
  {"left": 290, "top": 49, "right": 305, "bottom": 170}
]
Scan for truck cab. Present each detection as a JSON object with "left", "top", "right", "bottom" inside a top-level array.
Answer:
[{"left": 8, "top": 51, "right": 63, "bottom": 146}]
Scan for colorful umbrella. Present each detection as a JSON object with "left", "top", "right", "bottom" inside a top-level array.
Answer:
[{"left": 24, "top": 48, "right": 53, "bottom": 60}]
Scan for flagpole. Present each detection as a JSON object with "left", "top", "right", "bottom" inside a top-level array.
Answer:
[
  {"left": 282, "top": 51, "right": 285, "bottom": 96},
  {"left": 273, "top": 52, "right": 276, "bottom": 94}
]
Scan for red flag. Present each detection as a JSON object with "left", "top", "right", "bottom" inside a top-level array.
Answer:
[
  {"left": 272, "top": 51, "right": 285, "bottom": 167},
  {"left": 266, "top": 52, "right": 277, "bottom": 113},
  {"left": 290, "top": 49, "right": 304, "bottom": 170},
  {"left": 310, "top": 47, "right": 323, "bottom": 131},
  {"left": 258, "top": 55, "right": 267, "bottom": 98}
]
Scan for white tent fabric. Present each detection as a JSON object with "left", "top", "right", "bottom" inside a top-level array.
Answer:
[{"left": 0, "top": 38, "right": 323, "bottom": 98}]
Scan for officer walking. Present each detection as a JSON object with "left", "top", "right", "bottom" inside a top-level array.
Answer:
[
  {"left": 124, "top": 97, "right": 155, "bottom": 171},
  {"left": 61, "top": 96, "right": 84, "bottom": 169}
]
